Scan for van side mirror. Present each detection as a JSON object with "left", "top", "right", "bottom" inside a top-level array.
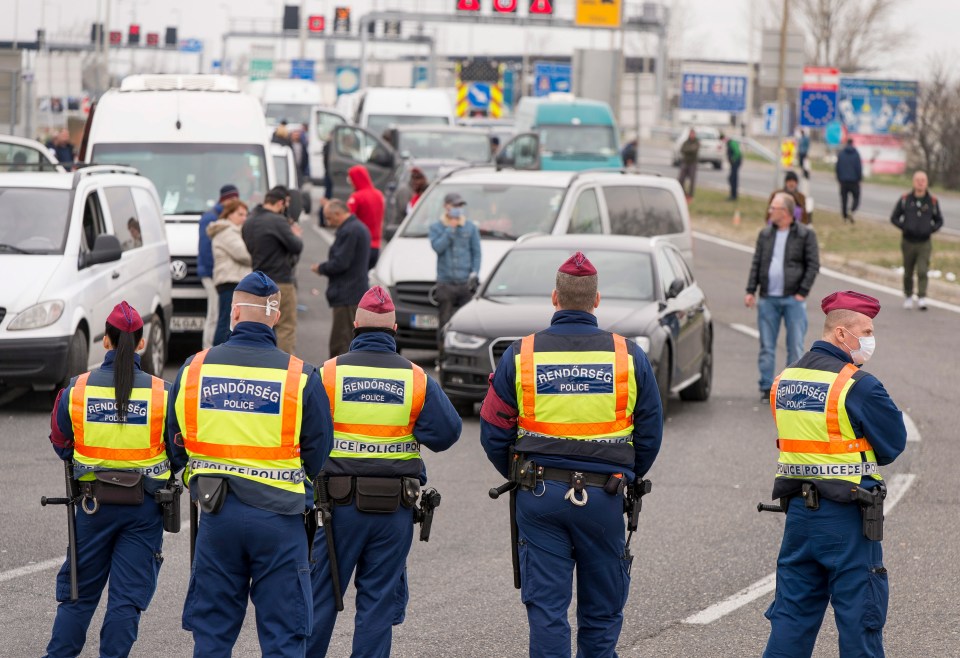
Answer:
[
  {"left": 496, "top": 133, "right": 540, "bottom": 171},
  {"left": 666, "top": 278, "right": 685, "bottom": 300},
  {"left": 371, "top": 146, "right": 394, "bottom": 168},
  {"left": 85, "top": 234, "right": 122, "bottom": 267}
]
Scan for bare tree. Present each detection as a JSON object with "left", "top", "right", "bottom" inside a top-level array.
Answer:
[
  {"left": 910, "top": 57, "right": 960, "bottom": 189},
  {"left": 794, "top": 0, "right": 907, "bottom": 72}
]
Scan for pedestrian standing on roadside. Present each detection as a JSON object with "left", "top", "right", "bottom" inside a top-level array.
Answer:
[
  {"left": 745, "top": 192, "right": 820, "bottom": 401},
  {"left": 207, "top": 199, "right": 252, "bottom": 345},
  {"left": 44, "top": 302, "right": 172, "bottom": 658},
  {"left": 199, "top": 184, "right": 239, "bottom": 349},
  {"left": 797, "top": 129, "right": 810, "bottom": 179},
  {"left": 766, "top": 172, "right": 809, "bottom": 225},
  {"left": 621, "top": 137, "right": 639, "bottom": 168},
  {"left": 890, "top": 170, "right": 943, "bottom": 310},
  {"left": 678, "top": 129, "right": 700, "bottom": 199},
  {"left": 725, "top": 132, "right": 743, "bottom": 201},
  {"left": 311, "top": 199, "right": 371, "bottom": 359},
  {"left": 347, "top": 165, "right": 385, "bottom": 269},
  {"left": 836, "top": 139, "right": 862, "bottom": 224},
  {"left": 429, "top": 192, "right": 481, "bottom": 354},
  {"left": 762, "top": 290, "right": 906, "bottom": 658},
  {"left": 242, "top": 187, "right": 303, "bottom": 355}
]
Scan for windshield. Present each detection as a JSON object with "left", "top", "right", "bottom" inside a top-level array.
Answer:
[
  {"left": 0, "top": 188, "right": 71, "bottom": 254},
  {"left": 401, "top": 182, "right": 565, "bottom": 239},
  {"left": 265, "top": 103, "right": 312, "bottom": 128},
  {"left": 92, "top": 143, "right": 269, "bottom": 215},
  {"left": 367, "top": 114, "right": 449, "bottom": 136},
  {"left": 539, "top": 125, "right": 617, "bottom": 159},
  {"left": 397, "top": 131, "right": 491, "bottom": 162},
  {"left": 486, "top": 249, "right": 655, "bottom": 301}
]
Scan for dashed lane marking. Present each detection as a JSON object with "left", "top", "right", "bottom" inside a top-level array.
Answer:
[
  {"left": 903, "top": 413, "right": 921, "bottom": 442},
  {"left": 0, "top": 558, "right": 63, "bottom": 584},
  {"left": 730, "top": 323, "right": 759, "bottom": 340},
  {"left": 682, "top": 472, "right": 917, "bottom": 625}
]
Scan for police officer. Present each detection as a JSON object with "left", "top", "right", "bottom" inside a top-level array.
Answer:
[
  {"left": 44, "top": 301, "right": 171, "bottom": 658},
  {"left": 166, "top": 271, "right": 333, "bottom": 658},
  {"left": 309, "top": 286, "right": 462, "bottom": 657},
  {"left": 479, "top": 252, "right": 663, "bottom": 658},
  {"left": 763, "top": 291, "right": 907, "bottom": 658}
]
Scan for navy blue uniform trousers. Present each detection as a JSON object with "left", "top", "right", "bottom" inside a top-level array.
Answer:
[
  {"left": 518, "top": 480, "right": 631, "bottom": 658},
  {"left": 44, "top": 497, "right": 163, "bottom": 658},
  {"left": 764, "top": 496, "right": 889, "bottom": 658},
  {"left": 308, "top": 503, "right": 414, "bottom": 657},
  {"left": 182, "top": 492, "right": 313, "bottom": 658}
]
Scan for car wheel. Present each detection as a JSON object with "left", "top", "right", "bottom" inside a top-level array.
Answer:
[
  {"left": 654, "top": 351, "right": 670, "bottom": 416},
  {"left": 450, "top": 397, "right": 475, "bottom": 417},
  {"left": 712, "top": 161, "right": 722, "bottom": 170},
  {"left": 60, "top": 330, "right": 88, "bottom": 391},
  {"left": 680, "top": 329, "right": 713, "bottom": 402},
  {"left": 142, "top": 315, "right": 167, "bottom": 377}
]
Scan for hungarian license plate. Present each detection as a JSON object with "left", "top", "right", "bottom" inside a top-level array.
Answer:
[
  {"left": 170, "top": 315, "right": 205, "bottom": 332},
  {"left": 410, "top": 314, "right": 439, "bottom": 330}
]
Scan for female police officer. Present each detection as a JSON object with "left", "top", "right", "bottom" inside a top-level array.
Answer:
[{"left": 44, "top": 301, "right": 171, "bottom": 658}]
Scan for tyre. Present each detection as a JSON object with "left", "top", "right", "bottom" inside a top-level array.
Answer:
[
  {"left": 680, "top": 329, "right": 713, "bottom": 402},
  {"left": 60, "top": 330, "right": 88, "bottom": 390},
  {"left": 654, "top": 351, "right": 670, "bottom": 416},
  {"left": 142, "top": 315, "right": 167, "bottom": 377}
]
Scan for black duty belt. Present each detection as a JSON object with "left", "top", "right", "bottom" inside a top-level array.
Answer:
[
  {"left": 538, "top": 467, "right": 612, "bottom": 489},
  {"left": 513, "top": 459, "right": 625, "bottom": 507}
]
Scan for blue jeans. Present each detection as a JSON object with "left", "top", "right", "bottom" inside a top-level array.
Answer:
[
  {"left": 757, "top": 295, "right": 808, "bottom": 391},
  {"left": 213, "top": 285, "right": 236, "bottom": 346}
]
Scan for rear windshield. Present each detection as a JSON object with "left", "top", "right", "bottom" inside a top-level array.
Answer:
[
  {"left": 0, "top": 188, "right": 71, "bottom": 254},
  {"left": 92, "top": 143, "right": 268, "bottom": 215},
  {"left": 396, "top": 130, "right": 491, "bottom": 163},
  {"left": 265, "top": 103, "right": 312, "bottom": 128},
  {"left": 539, "top": 124, "right": 618, "bottom": 159},
  {"left": 367, "top": 114, "right": 449, "bottom": 136},
  {"left": 401, "top": 182, "right": 565, "bottom": 240}
]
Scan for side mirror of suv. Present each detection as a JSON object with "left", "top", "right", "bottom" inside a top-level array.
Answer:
[
  {"left": 83, "top": 234, "right": 122, "bottom": 268},
  {"left": 496, "top": 133, "right": 541, "bottom": 171},
  {"left": 666, "top": 278, "right": 685, "bottom": 300}
]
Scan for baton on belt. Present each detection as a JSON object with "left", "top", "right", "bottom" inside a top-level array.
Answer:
[
  {"left": 316, "top": 473, "right": 344, "bottom": 612},
  {"left": 41, "top": 460, "right": 80, "bottom": 601}
]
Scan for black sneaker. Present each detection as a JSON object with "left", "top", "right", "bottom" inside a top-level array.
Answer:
[{"left": 760, "top": 389, "right": 771, "bottom": 402}]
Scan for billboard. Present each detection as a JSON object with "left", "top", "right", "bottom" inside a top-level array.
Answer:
[
  {"left": 837, "top": 78, "right": 917, "bottom": 136},
  {"left": 680, "top": 73, "right": 747, "bottom": 113}
]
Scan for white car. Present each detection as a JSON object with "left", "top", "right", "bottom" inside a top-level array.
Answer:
[
  {"left": 372, "top": 167, "right": 693, "bottom": 350},
  {"left": 672, "top": 126, "right": 725, "bottom": 169},
  {"left": 0, "top": 166, "right": 172, "bottom": 390},
  {"left": 0, "top": 134, "right": 64, "bottom": 172}
]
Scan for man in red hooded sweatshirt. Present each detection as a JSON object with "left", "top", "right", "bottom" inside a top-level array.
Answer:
[{"left": 347, "top": 165, "right": 385, "bottom": 268}]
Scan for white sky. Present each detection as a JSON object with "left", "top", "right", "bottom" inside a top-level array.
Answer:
[{"left": 5, "top": 0, "right": 957, "bottom": 79}]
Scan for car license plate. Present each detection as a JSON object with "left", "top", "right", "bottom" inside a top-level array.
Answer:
[
  {"left": 170, "top": 316, "right": 205, "bottom": 332},
  {"left": 411, "top": 314, "right": 439, "bottom": 330}
]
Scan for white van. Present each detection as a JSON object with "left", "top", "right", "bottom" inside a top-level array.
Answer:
[
  {"left": 341, "top": 88, "right": 455, "bottom": 135},
  {"left": 250, "top": 78, "right": 335, "bottom": 130},
  {"left": 82, "top": 74, "right": 277, "bottom": 335},
  {"left": 0, "top": 166, "right": 172, "bottom": 390}
]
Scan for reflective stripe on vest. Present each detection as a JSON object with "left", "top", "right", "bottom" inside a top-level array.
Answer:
[
  {"left": 322, "top": 357, "right": 426, "bottom": 461},
  {"left": 69, "top": 372, "right": 168, "bottom": 478},
  {"left": 178, "top": 349, "right": 308, "bottom": 494},
  {"left": 516, "top": 333, "right": 635, "bottom": 440},
  {"left": 771, "top": 362, "right": 881, "bottom": 485}
]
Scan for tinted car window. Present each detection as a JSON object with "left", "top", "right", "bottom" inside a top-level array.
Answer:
[
  {"left": 602, "top": 185, "right": 684, "bottom": 237},
  {"left": 0, "top": 143, "right": 58, "bottom": 172},
  {"left": 486, "top": 248, "right": 655, "bottom": 301},
  {"left": 641, "top": 187, "right": 685, "bottom": 236},
  {"left": 656, "top": 248, "right": 684, "bottom": 296},
  {"left": 396, "top": 130, "right": 491, "bottom": 162},
  {"left": 665, "top": 248, "right": 693, "bottom": 285},
  {"left": 130, "top": 187, "right": 164, "bottom": 246},
  {"left": 0, "top": 188, "right": 71, "bottom": 254},
  {"left": 568, "top": 189, "right": 602, "bottom": 234},
  {"left": 104, "top": 187, "right": 142, "bottom": 251}
]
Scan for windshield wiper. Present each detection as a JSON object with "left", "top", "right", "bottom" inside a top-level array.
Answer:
[
  {"left": 0, "top": 243, "right": 30, "bottom": 254},
  {"left": 478, "top": 228, "right": 518, "bottom": 240}
]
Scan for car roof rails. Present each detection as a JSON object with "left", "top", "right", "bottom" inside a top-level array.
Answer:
[{"left": 72, "top": 164, "right": 140, "bottom": 188}]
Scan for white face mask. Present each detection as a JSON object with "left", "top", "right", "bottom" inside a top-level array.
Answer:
[
  {"left": 842, "top": 329, "right": 876, "bottom": 364},
  {"left": 231, "top": 301, "right": 280, "bottom": 331}
]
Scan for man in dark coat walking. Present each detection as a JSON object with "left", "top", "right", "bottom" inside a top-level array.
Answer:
[{"left": 835, "top": 139, "right": 863, "bottom": 223}]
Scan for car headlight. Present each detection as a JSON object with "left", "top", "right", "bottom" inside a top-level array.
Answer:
[
  {"left": 444, "top": 330, "right": 487, "bottom": 351},
  {"left": 8, "top": 300, "right": 65, "bottom": 330},
  {"left": 633, "top": 336, "right": 651, "bottom": 353}
]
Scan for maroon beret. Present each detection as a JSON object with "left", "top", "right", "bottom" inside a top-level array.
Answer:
[
  {"left": 358, "top": 286, "right": 395, "bottom": 314},
  {"left": 106, "top": 301, "right": 144, "bottom": 333},
  {"left": 821, "top": 290, "right": 881, "bottom": 318},
  {"left": 558, "top": 251, "right": 597, "bottom": 277}
]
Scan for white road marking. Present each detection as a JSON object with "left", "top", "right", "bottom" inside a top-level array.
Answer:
[
  {"left": 903, "top": 413, "right": 921, "bottom": 442},
  {"left": 730, "top": 323, "right": 760, "bottom": 340},
  {"left": 0, "top": 558, "right": 63, "bottom": 584},
  {"left": 310, "top": 221, "right": 335, "bottom": 246},
  {"left": 693, "top": 231, "right": 960, "bottom": 315},
  {"left": 683, "top": 472, "right": 917, "bottom": 625}
]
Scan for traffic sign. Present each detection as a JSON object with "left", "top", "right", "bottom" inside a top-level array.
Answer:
[
  {"left": 249, "top": 59, "right": 273, "bottom": 81},
  {"left": 146, "top": 33, "right": 159, "bottom": 47},
  {"left": 759, "top": 29, "right": 804, "bottom": 88},
  {"left": 780, "top": 139, "right": 796, "bottom": 167},
  {"left": 798, "top": 89, "right": 837, "bottom": 127},
  {"left": 575, "top": 0, "right": 621, "bottom": 28},
  {"left": 290, "top": 59, "right": 315, "bottom": 81},
  {"left": 762, "top": 103, "right": 778, "bottom": 135},
  {"left": 334, "top": 7, "right": 351, "bottom": 34},
  {"left": 308, "top": 15, "right": 325, "bottom": 33},
  {"left": 456, "top": 0, "right": 481, "bottom": 11},
  {"left": 179, "top": 38, "right": 203, "bottom": 53},
  {"left": 109, "top": 31, "right": 122, "bottom": 46},
  {"left": 533, "top": 61, "right": 571, "bottom": 97},
  {"left": 493, "top": 0, "right": 518, "bottom": 13},
  {"left": 468, "top": 83, "right": 491, "bottom": 109},
  {"left": 680, "top": 73, "right": 747, "bottom": 113},
  {"left": 529, "top": 0, "right": 554, "bottom": 15},
  {"left": 412, "top": 65, "right": 429, "bottom": 88},
  {"left": 803, "top": 66, "right": 839, "bottom": 91},
  {"left": 336, "top": 65, "right": 360, "bottom": 96},
  {"left": 825, "top": 119, "right": 844, "bottom": 147}
]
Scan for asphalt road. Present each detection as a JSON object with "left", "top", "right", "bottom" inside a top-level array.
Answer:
[
  {"left": 639, "top": 144, "right": 960, "bottom": 235},
  {"left": 1, "top": 222, "right": 957, "bottom": 656}
]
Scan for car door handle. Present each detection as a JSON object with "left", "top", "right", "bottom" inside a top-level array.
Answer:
[{"left": 111, "top": 270, "right": 120, "bottom": 280}]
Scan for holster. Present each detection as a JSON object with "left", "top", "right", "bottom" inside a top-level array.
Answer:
[
  {"left": 195, "top": 477, "right": 228, "bottom": 514},
  {"left": 354, "top": 477, "right": 402, "bottom": 514},
  {"left": 82, "top": 471, "right": 144, "bottom": 509},
  {"left": 401, "top": 477, "right": 421, "bottom": 508}
]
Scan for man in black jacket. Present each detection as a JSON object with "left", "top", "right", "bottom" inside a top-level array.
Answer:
[
  {"left": 311, "top": 200, "right": 371, "bottom": 358},
  {"left": 835, "top": 139, "right": 862, "bottom": 224},
  {"left": 241, "top": 187, "right": 304, "bottom": 354},
  {"left": 890, "top": 170, "right": 943, "bottom": 310},
  {"left": 745, "top": 192, "right": 820, "bottom": 400}
]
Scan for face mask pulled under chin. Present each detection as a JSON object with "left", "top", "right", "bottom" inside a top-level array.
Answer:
[{"left": 843, "top": 330, "right": 876, "bottom": 364}]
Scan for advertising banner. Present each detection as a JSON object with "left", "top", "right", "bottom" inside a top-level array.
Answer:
[
  {"left": 837, "top": 78, "right": 917, "bottom": 136},
  {"left": 680, "top": 73, "right": 747, "bottom": 113}
]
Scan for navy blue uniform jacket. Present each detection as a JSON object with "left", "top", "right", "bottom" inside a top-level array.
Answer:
[
  {"left": 480, "top": 311, "right": 663, "bottom": 481},
  {"left": 345, "top": 330, "right": 462, "bottom": 483},
  {"left": 165, "top": 322, "right": 334, "bottom": 515}
]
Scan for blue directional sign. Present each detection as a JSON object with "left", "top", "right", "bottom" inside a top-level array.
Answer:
[
  {"left": 533, "top": 61, "right": 572, "bottom": 97},
  {"left": 412, "top": 65, "right": 429, "bottom": 88},
  {"left": 178, "top": 38, "right": 203, "bottom": 53},
  {"left": 681, "top": 73, "right": 747, "bottom": 112},
  {"left": 290, "top": 59, "right": 315, "bottom": 81},
  {"left": 798, "top": 89, "right": 837, "bottom": 127},
  {"left": 468, "top": 82, "right": 491, "bottom": 109}
]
